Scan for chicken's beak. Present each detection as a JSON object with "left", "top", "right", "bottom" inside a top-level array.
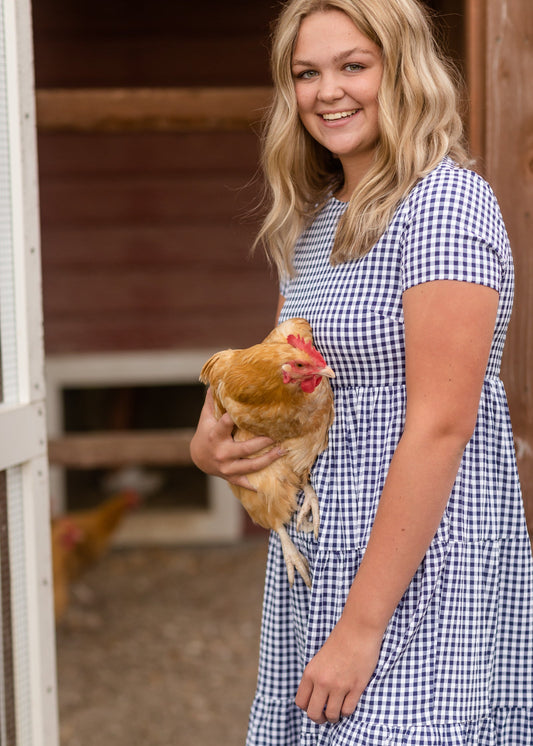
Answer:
[{"left": 319, "top": 365, "right": 335, "bottom": 379}]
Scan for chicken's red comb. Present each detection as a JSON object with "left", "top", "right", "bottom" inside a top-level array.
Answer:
[{"left": 286, "top": 334, "right": 327, "bottom": 367}]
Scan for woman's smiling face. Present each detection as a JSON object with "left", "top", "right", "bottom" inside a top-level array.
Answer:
[{"left": 292, "top": 9, "right": 383, "bottom": 190}]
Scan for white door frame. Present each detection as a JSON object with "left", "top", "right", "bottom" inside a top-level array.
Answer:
[{"left": 0, "top": 1, "right": 59, "bottom": 744}]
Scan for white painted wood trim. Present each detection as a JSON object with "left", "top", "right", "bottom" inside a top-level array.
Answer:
[
  {"left": 45, "top": 350, "right": 243, "bottom": 543},
  {"left": 21, "top": 457, "right": 58, "bottom": 746},
  {"left": 0, "top": 403, "right": 46, "bottom": 471},
  {"left": 4, "top": 0, "right": 45, "bottom": 406},
  {"left": 0, "top": 0, "right": 59, "bottom": 743}
]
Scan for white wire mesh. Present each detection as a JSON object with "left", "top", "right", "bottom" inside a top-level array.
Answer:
[
  {"left": 7, "top": 466, "right": 32, "bottom": 745},
  {"left": 0, "top": 0, "right": 18, "bottom": 406}
]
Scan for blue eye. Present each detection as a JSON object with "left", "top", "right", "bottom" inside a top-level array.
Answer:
[{"left": 295, "top": 70, "right": 318, "bottom": 80}]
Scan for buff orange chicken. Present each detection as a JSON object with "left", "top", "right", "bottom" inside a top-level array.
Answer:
[{"left": 200, "top": 318, "right": 334, "bottom": 587}]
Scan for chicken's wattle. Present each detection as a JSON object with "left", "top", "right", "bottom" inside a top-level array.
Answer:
[{"left": 300, "top": 376, "right": 322, "bottom": 393}]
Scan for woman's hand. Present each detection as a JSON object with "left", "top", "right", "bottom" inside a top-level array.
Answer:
[
  {"left": 190, "top": 389, "right": 284, "bottom": 490},
  {"left": 295, "top": 617, "right": 383, "bottom": 724}
]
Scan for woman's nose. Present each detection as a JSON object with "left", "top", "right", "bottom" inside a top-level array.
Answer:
[{"left": 317, "top": 73, "right": 344, "bottom": 103}]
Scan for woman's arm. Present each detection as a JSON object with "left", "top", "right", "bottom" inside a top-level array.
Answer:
[
  {"left": 295, "top": 280, "right": 499, "bottom": 724},
  {"left": 189, "top": 295, "right": 287, "bottom": 489}
]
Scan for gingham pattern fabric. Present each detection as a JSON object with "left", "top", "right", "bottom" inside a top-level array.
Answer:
[{"left": 246, "top": 158, "right": 533, "bottom": 745}]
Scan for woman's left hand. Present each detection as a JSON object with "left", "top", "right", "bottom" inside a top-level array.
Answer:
[{"left": 295, "top": 618, "right": 383, "bottom": 724}]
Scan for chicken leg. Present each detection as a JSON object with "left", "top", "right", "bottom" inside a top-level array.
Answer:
[
  {"left": 296, "top": 483, "right": 320, "bottom": 539},
  {"left": 276, "top": 525, "right": 311, "bottom": 588}
]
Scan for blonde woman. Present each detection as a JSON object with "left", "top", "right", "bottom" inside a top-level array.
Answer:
[{"left": 191, "top": 1, "right": 533, "bottom": 743}]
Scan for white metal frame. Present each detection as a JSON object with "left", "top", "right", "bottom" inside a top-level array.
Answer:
[
  {"left": 45, "top": 350, "right": 242, "bottom": 544},
  {"left": 0, "top": 0, "right": 59, "bottom": 744}
]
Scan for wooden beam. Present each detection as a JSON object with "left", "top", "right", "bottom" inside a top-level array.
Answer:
[
  {"left": 483, "top": 0, "right": 533, "bottom": 535},
  {"left": 464, "top": 0, "right": 487, "bottom": 168},
  {"left": 48, "top": 429, "right": 195, "bottom": 468},
  {"left": 35, "top": 87, "right": 273, "bottom": 133}
]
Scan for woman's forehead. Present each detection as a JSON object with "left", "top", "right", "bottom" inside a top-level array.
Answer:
[{"left": 292, "top": 10, "right": 381, "bottom": 60}]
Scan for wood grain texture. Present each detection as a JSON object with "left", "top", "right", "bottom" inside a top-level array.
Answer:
[
  {"left": 36, "top": 88, "right": 272, "bottom": 133},
  {"left": 483, "top": 0, "right": 533, "bottom": 533},
  {"left": 38, "top": 130, "right": 278, "bottom": 355},
  {"left": 48, "top": 429, "right": 195, "bottom": 467},
  {"left": 31, "top": 0, "right": 274, "bottom": 88}
]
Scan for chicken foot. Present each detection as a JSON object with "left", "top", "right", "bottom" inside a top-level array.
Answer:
[
  {"left": 295, "top": 483, "right": 320, "bottom": 539},
  {"left": 277, "top": 525, "right": 312, "bottom": 588}
]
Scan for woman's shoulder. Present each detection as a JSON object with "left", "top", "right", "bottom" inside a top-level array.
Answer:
[
  {"left": 399, "top": 157, "right": 508, "bottom": 244},
  {"left": 398, "top": 157, "right": 512, "bottom": 284},
  {"left": 406, "top": 157, "right": 500, "bottom": 214}
]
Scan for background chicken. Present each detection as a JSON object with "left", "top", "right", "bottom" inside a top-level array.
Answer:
[
  {"left": 51, "top": 517, "right": 84, "bottom": 621},
  {"left": 51, "top": 489, "right": 140, "bottom": 619},
  {"left": 60, "top": 489, "right": 140, "bottom": 580},
  {"left": 200, "top": 318, "right": 334, "bottom": 587}
]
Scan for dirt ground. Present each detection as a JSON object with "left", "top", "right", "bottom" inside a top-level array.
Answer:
[{"left": 55, "top": 537, "right": 269, "bottom": 746}]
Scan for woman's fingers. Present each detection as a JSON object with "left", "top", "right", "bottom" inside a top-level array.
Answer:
[
  {"left": 190, "top": 391, "right": 284, "bottom": 487},
  {"left": 215, "top": 411, "right": 236, "bottom": 434},
  {"left": 340, "top": 689, "right": 361, "bottom": 718},
  {"left": 294, "top": 618, "right": 382, "bottom": 725},
  {"left": 220, "top": 440, "right": 285, "bottom": 489},
  {"left": 216, "top": 413, "right": 275, "bottom": 454},
  {"left": 296, "top": 676, "right": 345, "bottom": 725},
  {"left": 297, "top": 684, "right": 348, "bottom": 725},
  {"left": 203, "top": 386, "right": 216, "bottom": 411},
  {"left": 296, "top": 681, "right": 358, "bottom": 726},
  {"left": 324, "top": 692, "right": 347, "bottom": 724},
  {"left": 305, "top": 686, "right": 328, "bottom": 725},
  {"left": 294, "top": 676, "right": 314, "bottom": 717}
]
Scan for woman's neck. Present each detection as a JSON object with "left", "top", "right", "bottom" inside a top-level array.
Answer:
[{"left": 335, "top": 149, "right": 377, "bottom": 201}]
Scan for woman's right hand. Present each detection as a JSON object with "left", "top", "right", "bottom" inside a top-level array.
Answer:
[{"left": 189, "top": 388, "right": 284, "bottom": 490}]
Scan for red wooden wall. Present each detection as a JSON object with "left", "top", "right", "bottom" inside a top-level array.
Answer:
[
  {"left": 33, "top": 1, "right": 278, "bottom": 355},
  {"left": 37, "top": 130, "right": 277, "bottom": 352},
  {"left": 31, "top": 0, "right": 274, "bottom": 88}
]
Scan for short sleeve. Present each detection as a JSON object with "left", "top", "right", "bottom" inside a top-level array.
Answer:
[
  {"left": 400, "top": 163, "right": 510, "bottom": 294},
  {"left": 279, "top": 275, "right": 290, "bottom": 298}
]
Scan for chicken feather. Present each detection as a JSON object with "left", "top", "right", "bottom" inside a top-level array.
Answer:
[{"left": 200, "top": 318, "right": 335, "bottom": 587}]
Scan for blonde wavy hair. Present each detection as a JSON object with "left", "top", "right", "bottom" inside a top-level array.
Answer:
[{"left": 256, "top": 0, "right": 470, "bottom": 278}]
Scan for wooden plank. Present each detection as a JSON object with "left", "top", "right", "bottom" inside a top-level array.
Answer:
[
  {"left": 48, "top": 429, "right": 195, "bottom": 467},
  {"left": 33, "top": 37, "right": 271, "bottom": 89},
  {"left": 42, "top": 265, "right": 276, "bottom": 314},
  {"left": 40, "top": 223, "right": 262, "bottom": 267},
  {"left": 483, "top": 0, "right": 533, "bottom": 534},
  {"left": 38, "top": 174, "right": 259, "bottom": 225},
  {"left": 37, "top": 131, "right": 261, "bottom": 175},
  {"left": 36, "top": 87, "right": 273, "bottom": 133},
  {"left": 32, "top": 0, "right": 273, "bottom": 36},
  {"left": 464, "top": 0, "right": 487, "bottom": 166},
  {"left": 42, "top": 305, "right": 278, "bottom": 354}
]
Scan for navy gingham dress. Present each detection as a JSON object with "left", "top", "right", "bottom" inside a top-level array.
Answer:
[{"left": 246, "top": 158, "right": 533, "bottom": 745}]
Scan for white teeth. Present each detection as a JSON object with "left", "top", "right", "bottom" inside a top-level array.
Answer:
[{"left": 321, "top": 110, "right": 357, "bottom": 120}]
